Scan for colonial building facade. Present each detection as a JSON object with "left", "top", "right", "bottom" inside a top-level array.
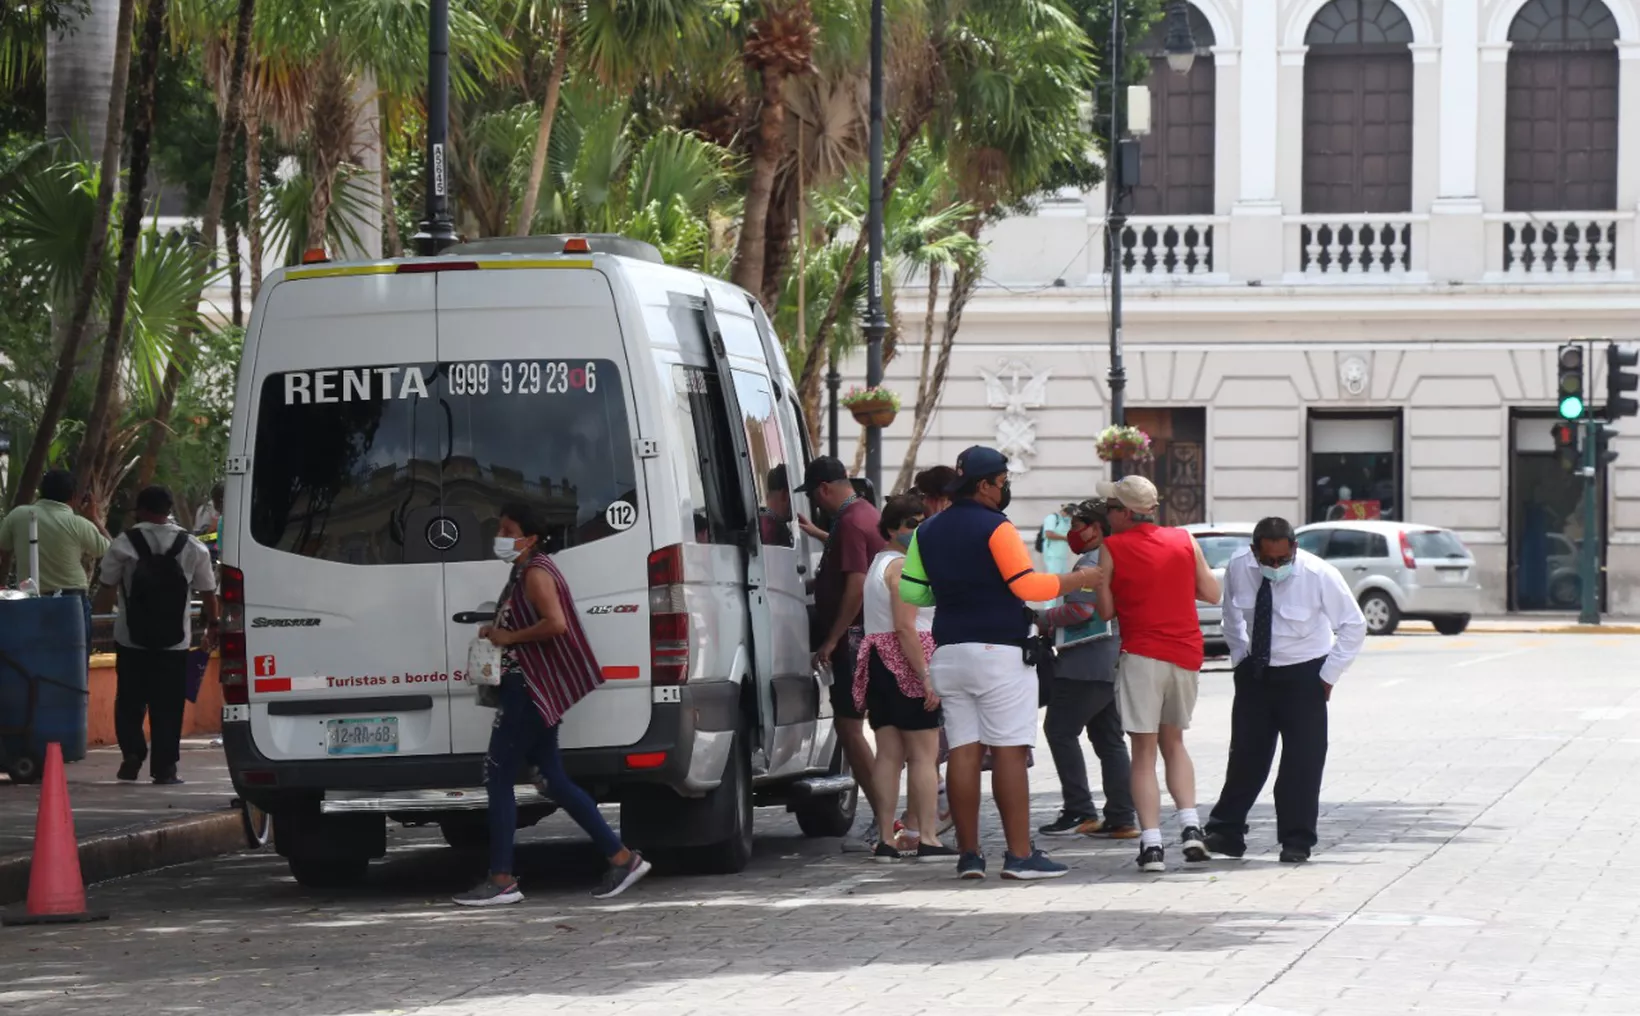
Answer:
[{"left": 839, "top": 0, "right": 1640, "bottom": 614}]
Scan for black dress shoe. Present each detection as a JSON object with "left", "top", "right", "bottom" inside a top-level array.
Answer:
[
  {"left": 1203, "top": 830, "right": 1246, "bottom": 858},
  {"left": 116, "top": 758, "right": 142, "bottom": 781},
  {"left": 1279, "top": 846, "right": 1311, "bottom": 863}
]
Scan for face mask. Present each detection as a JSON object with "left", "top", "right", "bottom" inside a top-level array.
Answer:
[
  {"left": 1068, "top": 527, "right": 1096, "bottom": 554},
  {"left": 895, "top": 530, "right": 915, "bottom": 549},
  {"left": 1259, "top": 563, "right": 1294, "bottom": 583},
  {"left": 997, "top": 481, "right": 1012, "bottom": 512},
  {"left": 493, "top": 536, "right": 523, "bottom": 563}
]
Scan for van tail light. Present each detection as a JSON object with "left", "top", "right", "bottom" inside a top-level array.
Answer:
[
  {"left": 648, "top": 544, "right": 689, "bottom": 686},
  {"left": 1398, "top": 532, "right": 1418, "bottom": 570},
  {"left": 395, "top": 261, "right": 479, "bottom": 273},
  {"left": 220, "top": 565, "right": 248, "bottom": 706}
]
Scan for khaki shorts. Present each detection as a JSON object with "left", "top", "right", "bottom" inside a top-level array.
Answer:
[{"left": 1116, "top": 653, "right": 1199, "bottom": 733}]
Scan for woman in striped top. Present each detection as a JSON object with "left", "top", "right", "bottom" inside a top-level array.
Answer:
[{"left": 452, "top": 503, "right": 651, "bottom": 907}]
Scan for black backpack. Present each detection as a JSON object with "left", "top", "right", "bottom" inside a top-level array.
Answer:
[{"left": 124, "top": 530, "right": 192, "bottom": 649}]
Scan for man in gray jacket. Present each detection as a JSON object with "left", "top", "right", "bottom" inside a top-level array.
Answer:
[{"left": 1036, "top": 497, "right": 1137, "bottom": 839}]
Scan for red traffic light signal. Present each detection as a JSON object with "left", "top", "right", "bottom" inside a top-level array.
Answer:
[{"left": 1552, "top": 420, "right": 1580, "bottom": 472}]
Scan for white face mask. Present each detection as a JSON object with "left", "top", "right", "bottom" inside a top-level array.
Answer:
[{"left": 493, "top": 536, "right": 522, "bottom": 563}]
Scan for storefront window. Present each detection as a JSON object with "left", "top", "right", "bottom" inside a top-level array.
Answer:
[{"left": 1308, "top": 413, "right": 1401, "bottom": 523}]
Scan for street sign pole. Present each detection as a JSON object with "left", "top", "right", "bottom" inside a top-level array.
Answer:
[{"left": 1579, "top": 414, "right": 1600, "bottom": 625}]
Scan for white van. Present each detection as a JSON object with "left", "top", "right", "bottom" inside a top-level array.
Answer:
[{"left": 219, "top": 235, "right": 855, "bottom": 887}]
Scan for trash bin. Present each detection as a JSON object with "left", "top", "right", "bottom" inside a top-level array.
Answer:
[{"left": 0, "top": 597, "right": 90, "bottom": 782}]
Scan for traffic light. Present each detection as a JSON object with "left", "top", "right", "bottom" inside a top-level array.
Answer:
[
  {"left": 1596, "top": 423, "right": 1619, "bottom": 466},
  {"left": 1606, "top": 342, "right": 1639, "bottom": 420},
  {"left": 1552, "top": 420, "right": 1580, "bottom": 472},
  {"left": 1558, "top": 343, "right": 1585, "bottom": 419}
]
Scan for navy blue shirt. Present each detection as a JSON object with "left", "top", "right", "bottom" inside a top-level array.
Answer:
[{"left": 910, "top": 499, "right": 1032, "bottom": 647}]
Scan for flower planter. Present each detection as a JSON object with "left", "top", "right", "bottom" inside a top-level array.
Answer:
[
  {"left": 849, "top": 400, "right": 898, "bottom": 428},
  {"left": 1095, "top": 425, "right": 1152, "bottom": 464}
]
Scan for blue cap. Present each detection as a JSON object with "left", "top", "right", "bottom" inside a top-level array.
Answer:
[{"left": 947, "top": 446, "right": 1009, "bottom": 493}]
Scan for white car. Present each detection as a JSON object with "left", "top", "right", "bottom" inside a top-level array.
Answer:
[
  {"left": 1182, "top": 523, "right": 1256, "bottom": 656},
  {"left": 1294, "top": 521, "right": 1481, "bottom": 636},
  {"left": 219, "top": 234, "right": 851, "bottom": 887}
]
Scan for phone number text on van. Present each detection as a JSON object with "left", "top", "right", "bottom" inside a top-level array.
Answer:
[{"left": 281, "top": 361, "right": 602, "bottom": 405}]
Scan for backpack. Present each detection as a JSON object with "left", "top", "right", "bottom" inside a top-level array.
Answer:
[
  {"left": 1035, "top": 514, "right": 1053, "bottom": 554},
  {"left": 124, "top": 529, "right": 192, "bottom": 649}
]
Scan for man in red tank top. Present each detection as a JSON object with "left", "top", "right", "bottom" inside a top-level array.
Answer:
[{"left": 1094, "top": 476, "right": 1222, "bottom": 874}]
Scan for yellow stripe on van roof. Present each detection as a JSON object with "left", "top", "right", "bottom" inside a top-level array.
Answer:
[{"left": 285, "top": 258, "right": 596, "bottom": 281}]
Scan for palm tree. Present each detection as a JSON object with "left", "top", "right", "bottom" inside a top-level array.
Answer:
[
  {"left": 10, "top": 0, "right": 134, "bottom": 510},
  {"left": 77, "top": 0, "right": 174, "bottom": 498},
  {"left": 43, "top": 0, "right": 119, "bottom": 155}
]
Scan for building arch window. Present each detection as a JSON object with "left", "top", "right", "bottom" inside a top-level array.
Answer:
[
  {"left": 1505, "top": 0, "right": 1620, "bottom": 212},
  {"left": 1301, "top": 0, "right": 1416, "bottom": 215},
  {"left": 1132, "top": 3, "right": 1218, "bottom": 218}
]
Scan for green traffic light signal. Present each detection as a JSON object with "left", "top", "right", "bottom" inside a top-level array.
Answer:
[{"left": 1560, "top": 394, "right": 1584, "bottom": 419}]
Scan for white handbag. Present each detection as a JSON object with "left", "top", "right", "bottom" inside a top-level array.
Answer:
[{"left": 466, "top": 635, "right": 504, "bottom": 686}]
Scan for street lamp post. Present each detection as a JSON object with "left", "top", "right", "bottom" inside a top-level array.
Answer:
[
  {"left": 1105, "top": 0, "right": 1196, "bottom": 434},
  {"left": 862, "top": 0, "right": 887, "bottom": 494},
  {"left": 412, "top": 0, "right": 457, "bottom": 256}
]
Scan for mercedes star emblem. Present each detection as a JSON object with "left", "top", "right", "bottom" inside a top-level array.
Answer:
[{"left": 426, "top": 518, "right": 460, "bottom": 551}]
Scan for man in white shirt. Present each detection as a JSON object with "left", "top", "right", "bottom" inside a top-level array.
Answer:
[
  {"left": 1203, "top": 516, "right": 1366, "bottom": 863},
  {"left": 97, "top": 486, "right": 219, "bottom": 785}
]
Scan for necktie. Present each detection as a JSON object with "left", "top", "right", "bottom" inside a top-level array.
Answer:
[{"left": 1249, "top": 576, "right": 1273, "bottom": 676}]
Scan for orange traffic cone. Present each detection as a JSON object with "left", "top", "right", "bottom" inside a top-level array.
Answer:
[{"left": 2, "top": 743, "right": 108, "bottom": 925}]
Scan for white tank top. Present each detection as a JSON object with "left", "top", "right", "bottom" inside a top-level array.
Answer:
[{"left": 863, "top": 550, "right": 935, "bottom": 636}]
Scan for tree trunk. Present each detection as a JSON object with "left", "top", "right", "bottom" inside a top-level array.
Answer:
[
  {"left": 45, "top": 0, "right": 120, "bottom": 156},
  {"left": 515, "top": 19, "right": 566, "bottom": 236},
  {"left": 227, "top": 219, "right": 243, "bottom": 326},
  {"left": 379, "top": 93, "right": 399, "bottom": 258},
  {"left": 342, "top": 72, "right": 382, "bottom": 260},
  {"left": 133, "top": 0, "right": 255, "bottom": 490},
  {"left": 11, "top": 0, "right": 136, "bottom": 510},
  {"left": 895, "top": 231, "right": 978, "bottom": 492},
  {"left": 246, "top": 102, "right": 264, "bottom": 299},
  {"left": 794, "top": 109, "right": 929, "bottom": 430},
  {"left": 731, "top": 60, "right": 789, "bottom": 303},
  {"left": 760, "top": 168, "right": 798, "bottom": 312},
  {"left": 304, "top": 52, "right": 352, "bottom": 252},
  {"left": 75, "top": 0, "right": 169, "bottom": 507}
]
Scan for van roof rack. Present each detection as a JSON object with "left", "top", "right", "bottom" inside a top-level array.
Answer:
[{"left": 442, "top": 234, "right": 664, "bottom": 264}]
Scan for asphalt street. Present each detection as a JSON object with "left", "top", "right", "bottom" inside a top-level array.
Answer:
[{"left": 3, "top": 631, "right": 1638, "bottom": 1016}]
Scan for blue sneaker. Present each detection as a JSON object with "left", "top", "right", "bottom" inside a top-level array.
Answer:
[
  {"left": 956, "top": 851, "right": 987, "bottom": 880},
  {"left": 1002, "top": 848, "right": 1070, "bottom": 881}
]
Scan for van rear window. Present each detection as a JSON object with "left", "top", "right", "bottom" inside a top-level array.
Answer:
[{"left": 250, "top": 360, "right": 637, "bottom": 564}]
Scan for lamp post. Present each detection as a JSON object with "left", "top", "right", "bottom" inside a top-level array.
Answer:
[
  {"left": 412, "top": 0, "right": 457, "bottom": 256},
  {"left": 862, "top": 0, "right": 887, "bottom": 493},
  {"left": 1106, "top": 0, "right": 1196, "bottom": 433}
]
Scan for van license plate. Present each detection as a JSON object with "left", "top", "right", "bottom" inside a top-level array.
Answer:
[{"left": 326, "top": 717, "right": 399, "bottom": 756}]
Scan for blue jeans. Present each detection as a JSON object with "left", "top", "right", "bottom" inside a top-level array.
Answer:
[{"left": 486, "top": 675, "right": 622, "bottom": 875}]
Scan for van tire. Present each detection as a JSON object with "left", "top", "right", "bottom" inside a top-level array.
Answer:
[
  {"left": 287, "top": 855, "right": 369, "bottom": 889},
  {"left": 1359, "top": 590, "right": 1400, "bottom": 636},
  {"left": 793, "top": 742, "right": 859, "bottom": 839},
  {"left": 684, "top": 728, "right": 755, "bottom": 875},
  {"left": 440, "top": 819, "right": 489, "bottom": 852}
]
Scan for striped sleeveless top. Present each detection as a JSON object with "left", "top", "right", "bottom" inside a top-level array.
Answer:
[{"left": 499, "top": 551, "right": 604, "bottom": 727}]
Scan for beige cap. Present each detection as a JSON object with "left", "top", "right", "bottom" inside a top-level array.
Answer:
[
  {"left": 1094, "top": 479, "right": 1118, "bottom": 500},
  {"left": 1111, "top": 475, "right": 1160, "bottom": 514}
]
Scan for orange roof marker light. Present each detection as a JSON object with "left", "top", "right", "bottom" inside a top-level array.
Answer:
[
  {"left": 561, "top": 236, "right": 591, "bottom": 254},
  {"left": 300, "top": 247, "right": 329, "bottom": 265}
]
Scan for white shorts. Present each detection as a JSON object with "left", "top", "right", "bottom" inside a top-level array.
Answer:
[{"left": 929, "top": 642, "right": 1039, "bottom": 749}]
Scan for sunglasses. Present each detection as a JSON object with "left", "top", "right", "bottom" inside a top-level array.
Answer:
[{"left": 904, "top": 517, "right": 924, "bottom": 530}]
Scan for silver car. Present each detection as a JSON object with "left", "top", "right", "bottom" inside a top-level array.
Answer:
[
  {"left": 1183, "top": 523, "right": 1256, "bottom": 656},
  {"left": 1294, "top": 521, "right": 1481, "bottom": 636}
]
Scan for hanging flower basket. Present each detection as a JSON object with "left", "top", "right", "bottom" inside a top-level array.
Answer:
[
  {"left": 1096, "top": 425, "right": 1153, "bottom": 463},
  {"left": 842, "top": 385, "right": 901, "bottom": 428}
]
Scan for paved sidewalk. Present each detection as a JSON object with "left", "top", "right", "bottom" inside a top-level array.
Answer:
[{"left": 0, "top": 741, "right": 244, "bottom": 904}]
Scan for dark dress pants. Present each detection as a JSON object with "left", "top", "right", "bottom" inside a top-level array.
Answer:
[
  {"left": 115, "top": 646, "right": 188, "bottom": 776},
  {"left": 1206, "top": 655, "right": 1329, "bottom": 852}
]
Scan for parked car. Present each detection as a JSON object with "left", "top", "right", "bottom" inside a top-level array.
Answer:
[
  {"left": 1183, "top": 523, "right": 1255, "bottom": 656},
  {"left": 1294, "top": 521, "right": 1480, "bottom": 636}
]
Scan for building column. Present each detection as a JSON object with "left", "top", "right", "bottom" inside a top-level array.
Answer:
[
  {"left": 1228, "top": 0, "right": 1282, "bottom": 282},
  {"left": 1477, "top": 44, "right": 1512, "bottom": 211},
  {"left": 1425, "top": 2, "right": 1483, "bottom": 283},
  {"left": 1621, "top": 43, "right": 1640, "bottom": 276}
]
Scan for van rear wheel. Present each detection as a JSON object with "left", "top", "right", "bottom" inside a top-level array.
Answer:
[
  {"left": 683, "top": 729, "right": 754, "bottom": 875},
  {"left": 793, "top": 742, "right": 859, "bottom": 839},
  {"left": 440, "top": 819, "right": 489, "bottom": 852},
  {"left": 287, "top": 855, "right": 369, "bottom": 889}
]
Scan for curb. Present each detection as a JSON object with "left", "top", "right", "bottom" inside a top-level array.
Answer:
[
  {"left": 1465, "top": 625, "right": 1640, "bottom": 635},
  {"left": 0, "top": 810, "right": 246, "bottom": 907}
]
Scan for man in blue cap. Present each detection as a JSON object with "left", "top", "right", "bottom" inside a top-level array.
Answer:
[{"left": 899, "top": 446, "right": 1102, "bottom": 880}]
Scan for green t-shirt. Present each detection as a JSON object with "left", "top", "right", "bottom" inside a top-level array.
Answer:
[{"left": 0, "top": 500, "right": 110, "bottom": 592}]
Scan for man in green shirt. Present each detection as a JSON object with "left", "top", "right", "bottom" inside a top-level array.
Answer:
[{"left": 0, "top": 470, "right": 110, "bottom": 649}]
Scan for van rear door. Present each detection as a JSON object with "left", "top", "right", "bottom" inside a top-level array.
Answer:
[
  {"left": 434, "top": 264, "right": 652, "bottom": 756},
  {"left": 239, "top": 270, "right": 453, "bottom": 759}
]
